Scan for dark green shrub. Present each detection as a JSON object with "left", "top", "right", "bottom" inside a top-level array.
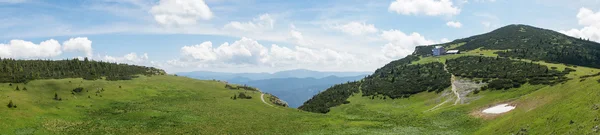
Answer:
[{"left": 72, "top": 87, "right": 84, "bottom": 93}]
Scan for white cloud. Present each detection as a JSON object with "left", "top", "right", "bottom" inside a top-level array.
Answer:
[
  {"left": 380, "top": 30, "right": 437, "bottom": 59},
  {"left": 181, "top": 37, "right": 269, "bottom": 65},
  {"left": 224, "top": 14, "right": 275, "bottom": 32},
  {"left": 332, "top": 21, "right": 378, "bottom": 35},
  {"left": 388, "top": 0, "right": 460, "bottom": 16},
  {"left": 103, "top": 52, "right": 149, "bottom": 64},
  {"left": 167, "top": 37, "right": 374, "bottom": 72},
  {"left": 0, "top": 39, "right": 62, "bottom": 58},
  {"left": 446, "top": 21, "right": 462, "bottom": 28},
  {"left": 560, "top": 7, "right": 600, "bottom": 42},
  {"left": 63, "top": 37, "right": 93, "bottom": 57},
  {"left": 150, "top": 0, "right": 213, "bottom": 26},
  {"left": 289, "top": 29, "right": 314, "bottom": 46},
  {"left": 181, "top": 41, "right": 218, "bottom": 61}
]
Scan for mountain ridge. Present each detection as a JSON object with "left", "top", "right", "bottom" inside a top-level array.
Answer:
[
  {"left": 177, "top": 69, "right": 371, "bottom": 82},
  {"left": 301, "top": 24, "right": 600, "bottom": 113}
]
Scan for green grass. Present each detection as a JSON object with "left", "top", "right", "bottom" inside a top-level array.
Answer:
[
  {"left": 1, "top": 55, "right": 599, "bottom": 134},
  {"left": 0, "top": 76, "right": 335, "bottom": 134}
]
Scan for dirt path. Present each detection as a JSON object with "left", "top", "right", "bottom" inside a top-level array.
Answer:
[
  {"left": 426, "top": 98, "right": 450, "bottom": 112},
  {"left": 427, "top": 59, "right": 461, "bottom": 111},
  {"left": 451, "top": 75, "right": 461, "bottom": 105},
  {"left": 261, "top": 94, "right": 273, "bottom": 107}
]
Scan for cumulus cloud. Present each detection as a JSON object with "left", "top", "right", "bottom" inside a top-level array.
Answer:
[
  {"left": 446, "top": 21, "right": 462, "bottom": 28},
  {"left": 103, "top": 52, "right": 149, "bottom": 64},
  {"left": 380, "top": 30, "right": 437, "bottom": 59},
  {"left": 388, "top": 0, "right": 460, "bottom": 16},
  {"left": 289, "top": 29, "right": 314, "bottom": 46},
  {"left": 560, "top": 7, "right": 600, "bottom": 42},
  {"left": 172, "top": 37, "right": 367, "bottom": 70},
  {"left": 150, "top": 0, "right": 213, "bottom": 26},
  {"left": 332, "top": 21, "right": 378, "bottom": 35},
  {"left": 181, "top": 37, "right": 269, "bottom": 65},
  {"left": 224, "top": 14, "right": 275, "bottom": 32},
  {"left": 0, "top": 39, "right": 62, "bottom": 58},
  {"left": 63, "top": 37, "right": 93, "bottom": 57}
]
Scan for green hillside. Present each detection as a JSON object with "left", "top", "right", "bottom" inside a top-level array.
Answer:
[
  {"left": 0, "top": 75, "right": 325, "bottom": 134},
  {"left": 2, "top": 24, "right": 600, "bottom": 134},
  {"left": 300, "top": 24, "right": 600, "bottom": 134}
]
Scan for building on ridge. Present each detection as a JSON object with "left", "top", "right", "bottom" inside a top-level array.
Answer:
[{"left": 432, "top": 46, "right": 445, "bottom": 56}]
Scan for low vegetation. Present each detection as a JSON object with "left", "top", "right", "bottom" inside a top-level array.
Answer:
[
  {"left": 299, "top": 81, "right": 360, "bottom": 113},
  {"left": 362, "top": 62, "right": 450, "bottom": 97},
  {"left": 446, "top": 56, "right": 572, "bottom": 90},
  {"left": 237, "top": 92, "right": 252, "bottom": 99},
  {"left": 225, "top": 84, "right": 259, "bottom": 91},
  {"left": 268, "top": 94, "right": 288, "bottom": 107}
]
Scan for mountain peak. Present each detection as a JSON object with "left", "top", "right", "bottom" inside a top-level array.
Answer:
[{"left": 413, "top": 24, "right": 600, "bottom": 69}]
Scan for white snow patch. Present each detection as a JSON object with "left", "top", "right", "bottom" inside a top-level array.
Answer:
[{"left": 482, "top": 104, "right": 515, "bottom": 114}]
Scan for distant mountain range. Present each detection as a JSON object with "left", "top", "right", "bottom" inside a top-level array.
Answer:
[
  {"left": 177, "top": 69, "right": 370, "bottom": 108},
  {"left": 243, "top": 75, "right": 366, "bottom": 108},
  {"left": 177, "top": 69, "right": 370, "bottom": 83}
]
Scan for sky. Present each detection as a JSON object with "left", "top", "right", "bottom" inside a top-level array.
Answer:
[{"left": 1, "top": 0, "right": 600, "bottom": 73}]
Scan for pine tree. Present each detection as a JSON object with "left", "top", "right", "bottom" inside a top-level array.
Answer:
[
  {"left": 15, "top": 86, "right": 19, "bottom": 90},
  {"left": 22, "top": 87, "right": 27, "bottom": 90},
  {"left": 54, "top": 93, "right": 59, "bottom": 100}
]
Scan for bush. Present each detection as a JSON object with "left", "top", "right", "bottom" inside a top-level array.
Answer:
[
  {"left": 7, "top": 100, "right": 15, "bottom": 108},
  {"left": 53, "top": 93, "right": 62, "bottom": 101},
  {"left": 446, "top": 56, "right": 569, "bottom": 90},
  {"left": 72, "top": 87, "right": 84, "bottom": 93},
  {"left": 237, "top": 93, "right": 252, "bottom": 99}
]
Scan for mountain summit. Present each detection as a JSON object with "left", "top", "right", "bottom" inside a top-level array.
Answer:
[{"left": 414, "top": 24, "right": 600, "bottom": 68}]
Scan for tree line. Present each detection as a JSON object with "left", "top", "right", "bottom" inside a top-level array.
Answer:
[{"left": 0, "top": 57, "right": 165, "bottom": 83}]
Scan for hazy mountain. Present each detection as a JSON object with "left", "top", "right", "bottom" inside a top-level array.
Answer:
[
  {"left": 177, "top": 69, "right": 371, "bottom": 83},
  {"left": 243, "top": 75, "right": 366, "bottom": 108},
  {"left": 178, "top": 69, "right": 370, "bottom": 108}
]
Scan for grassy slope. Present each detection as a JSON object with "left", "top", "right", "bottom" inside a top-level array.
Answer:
[
  {"left": 321, "top": 49, "right": 600, "bottom": 134},
  {"left": 0, "top": 75, "right": 337, "bottom": 134},
  {"left": 0, "top": 49, "right": 598, "bottom": 134}
]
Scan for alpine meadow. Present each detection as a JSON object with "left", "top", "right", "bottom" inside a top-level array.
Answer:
[{"left": 2, "top": 0, "right": 600, "bottom": 135}]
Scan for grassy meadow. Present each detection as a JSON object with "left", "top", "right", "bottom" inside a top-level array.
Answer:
[{"left": 0, "top": 50, "right": 599, "bottom": 134}]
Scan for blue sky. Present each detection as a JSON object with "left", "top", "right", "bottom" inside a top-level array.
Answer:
[{"left": 0, "top": 0, "right": 599, "bottom": 73}]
